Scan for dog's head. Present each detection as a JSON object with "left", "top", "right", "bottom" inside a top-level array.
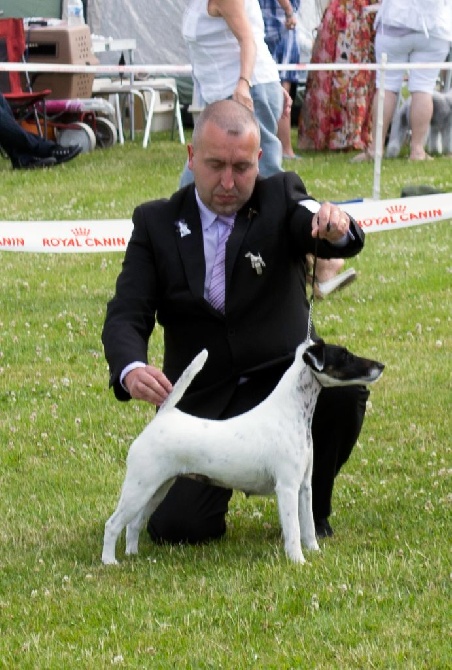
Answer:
[{"left": 301, "top": 339, "right": 384, "bottom": 387}]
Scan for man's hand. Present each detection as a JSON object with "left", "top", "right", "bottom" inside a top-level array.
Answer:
[
  {"left": 311, "top": 202, "right": 351, "bottom": 243},
  {"left": 124, "top": 366, "right": 173, "bottom": 406}
]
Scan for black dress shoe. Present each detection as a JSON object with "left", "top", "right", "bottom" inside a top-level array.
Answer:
[
  {"left": 50, "top": 144, "right": 82, "bottom": 164},
  {"left": 14, "top": 156, "right": 57, "bottom": 170},
  {"left": 315, "top": 518, "right": 334, "bottom": 538}
]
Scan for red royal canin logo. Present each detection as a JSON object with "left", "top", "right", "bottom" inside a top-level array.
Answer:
[{"left": 71, "top": 227, "right": 91, "bottom": 236}]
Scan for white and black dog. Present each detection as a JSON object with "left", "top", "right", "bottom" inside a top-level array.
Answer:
[
  {"left": 386, "top": 90, "right": 452, "bottom": 158},
  {"left": 102, "top": 340, "right": 384, "bottom": 566}
]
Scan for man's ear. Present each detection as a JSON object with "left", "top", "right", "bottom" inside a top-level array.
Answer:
[
  {"left": 187, "top": 144, "right": 194, "bottom": 168},
  {"left": 303, "top": 340, "right": 325, "bottom": 372}
]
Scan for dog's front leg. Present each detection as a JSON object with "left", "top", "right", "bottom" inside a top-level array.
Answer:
[
  {"left": 275, "top": 482, "right": 305, "bottom": 563},
  {"left": 298, "top": 482, "right": 319, "bottom": 552},
  {"left": 298, "top": 450, "right": 320, "bottom": 552}
]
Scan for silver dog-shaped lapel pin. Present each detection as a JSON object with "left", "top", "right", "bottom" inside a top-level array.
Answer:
[
  {"left": 175, "top": 220, "right": 191, "bottom": 238},
  {"left": 245, "top": 252, "right": 266, "bottom": 275}
]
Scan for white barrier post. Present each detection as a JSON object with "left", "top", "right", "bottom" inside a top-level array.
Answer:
[{"left": 373, "top": 53, "right": 387, "bottom": 201}]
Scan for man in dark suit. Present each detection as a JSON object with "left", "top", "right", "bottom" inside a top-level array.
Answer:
[{"left": 102, "top": 99, "right": 368, "bottom": 544}]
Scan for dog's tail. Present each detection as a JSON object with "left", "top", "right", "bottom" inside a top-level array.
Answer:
[{"left": 159, "top": 349, "right": 208, "bottom": 413}]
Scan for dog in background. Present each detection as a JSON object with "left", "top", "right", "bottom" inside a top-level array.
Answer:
[
  {"left": 102, "top": 340, "right": 384, "bottom": 566},
  {"left": 386, "top": 90, "right": 452, "bottom": 158}
]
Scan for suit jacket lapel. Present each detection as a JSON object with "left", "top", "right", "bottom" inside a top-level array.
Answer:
[
  {"left": 173, "top": 191, "right": 206, "bottom": 299},
  {"left": 226, "top": 196, "right": 260, "bottom": 288}
]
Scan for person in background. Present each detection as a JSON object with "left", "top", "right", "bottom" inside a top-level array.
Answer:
[
  {"left": 352, "top": 0, "right": 452, "bottom": 162},
  {"left": 180, "top": 0, "right": 291, "bottom": 185},
  {"left": 298, "top": 0, "right": 376, "bottom": 152},
  {"left": 0, "top": 93, "right": 81, "bottom": 169},
  {"left": 181, "top": 0, "right": 354, "bottom": 295},
  {"left": 102, "top": 99, "right": 370, "bottom": 544},
  {"left": 258, "top": 0, "right": 301, "bottom": 159}
]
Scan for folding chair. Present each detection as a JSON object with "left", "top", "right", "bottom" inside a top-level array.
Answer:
[
  {"left": 92, "top": 76, "right": 185, "bottom": 148},
  {"left": 0, "top": 18, "right": 51, "bottom": 136}
]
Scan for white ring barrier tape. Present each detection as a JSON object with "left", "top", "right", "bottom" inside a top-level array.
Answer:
[
  {"left": 0, "top": 62, "right": 451, "bottom": 75},
  {"left": 0, "top": 194, "right": 450, "bottom": 253}
]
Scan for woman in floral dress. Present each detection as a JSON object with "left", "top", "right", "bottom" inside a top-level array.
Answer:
[{"left": 298, "top": 0, "right": 376, "bottom": 151}]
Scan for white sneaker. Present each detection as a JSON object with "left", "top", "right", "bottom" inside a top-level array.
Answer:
[{"left": 316, "top": 268, "right": 357, "bottom": 298}]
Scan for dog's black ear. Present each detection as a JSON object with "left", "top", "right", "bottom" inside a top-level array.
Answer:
[{"left": 303, "top": 340, "right": 325, "bottom": 371}]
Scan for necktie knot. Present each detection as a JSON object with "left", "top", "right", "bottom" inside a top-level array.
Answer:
[{"left": 216, "top": 214, "right": 234, "bottom": 231}]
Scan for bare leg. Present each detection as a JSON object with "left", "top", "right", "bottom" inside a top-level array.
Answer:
[
  {"left": 278, "top": 81, "right": 297, "bottom": 158},
  {"left": 306, "top": 255, "right": 357, "bottom": 298},
  {"left": 409, "top": 91, "right": 433, "bottom": 160},
  {"left": 371, "top": 89, "right": 399, "bottom": 156},
  {"left": 308, "top": 257, "right": 345, "bottom": 283},
  {"left": 352, "top": 89, "right": 398, "bottom": 161}
]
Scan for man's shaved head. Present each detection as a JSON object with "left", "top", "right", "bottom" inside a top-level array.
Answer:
[{"left": 192, "top": 99, "right": 261, "bottom": 148}]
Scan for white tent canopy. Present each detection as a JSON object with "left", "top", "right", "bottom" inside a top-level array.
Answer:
[
  {"left": 86, "top": 0, "right": 189, "bottom": 66},
  {"left": 83, "top": 0, "right": 327, "bottom": 67}
]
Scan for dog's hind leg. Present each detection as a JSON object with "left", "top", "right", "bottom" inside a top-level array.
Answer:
[
  {"left": 275, "top": 482, "right": 305, "bottom": 563},
  {"left": 125, "top": 478, "right": 175, "bottom": 556},
  {"left": 102, "top": 478, "right": 169, "bottom": 565}
]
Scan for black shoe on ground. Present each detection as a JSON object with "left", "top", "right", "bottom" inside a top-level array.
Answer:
[
  {"left": 14, "top": 156, "right": 57, "bottom": 170},
  {"left": 50, "top": 144, "right": 82, "bottom": 164},
  {"left": 315, "top": 518, "right": 334, "bottom": 538}
]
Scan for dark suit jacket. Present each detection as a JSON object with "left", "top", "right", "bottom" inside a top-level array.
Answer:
[{"left": 102, "top": 171, "right": 364, "bottom": 418}]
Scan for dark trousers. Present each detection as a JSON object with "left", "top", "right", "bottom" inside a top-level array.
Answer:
[
  {"left": 0, "top": 93, "right": 54, "bottom": 166},
  {"left": 148, "top": 376, "right": 369, "bottom": 544}
]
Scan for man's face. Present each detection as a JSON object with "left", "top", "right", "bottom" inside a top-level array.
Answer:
[{"left": 187, "top": 121, "right": 262, "bottom": 216}]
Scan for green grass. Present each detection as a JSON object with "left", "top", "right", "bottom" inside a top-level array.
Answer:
[{"left": 0, "top": 132, "right": 451, "bottom": 669}]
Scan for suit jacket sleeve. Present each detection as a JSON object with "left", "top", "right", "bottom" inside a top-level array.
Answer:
[
  {"left": 102, "top": 203, "right": 159, "bottom": 400},
  {"left": 283, "top": 171, "right": 365, "bottom": 258}
]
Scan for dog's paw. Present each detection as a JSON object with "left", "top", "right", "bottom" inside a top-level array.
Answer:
[
  {"left": 291, "top": 554, "right": 306, "bottom": 564},
  {"left": 101, "top": 555, "right": 119, "bottom": 566},
  {"left": 125, "top": 539, "right": 139, "bottom": 556},
  {"left": 285, "top": 549, "right": 306, "bottom": 564}
]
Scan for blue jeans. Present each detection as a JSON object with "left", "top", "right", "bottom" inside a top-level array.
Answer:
[{"left": 179, "top": 81, "right": 284, "bottom": 187}]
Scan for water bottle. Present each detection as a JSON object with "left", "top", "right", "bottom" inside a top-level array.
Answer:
[{"left": 68, "top": 0, "right": 84, "bottom": 26}]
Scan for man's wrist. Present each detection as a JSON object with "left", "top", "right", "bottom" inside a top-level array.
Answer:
[{"left": 120, "top": 361, "right": 146, "bottom": 392}]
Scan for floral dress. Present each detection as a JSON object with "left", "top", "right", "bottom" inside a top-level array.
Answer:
[{"left": 298, "top": 0, "right": 376, "bottom": 151}]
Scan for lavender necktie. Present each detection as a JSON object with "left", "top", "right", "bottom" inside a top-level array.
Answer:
[{"left": 208, "top": 215, "right": 234, "bottom": 313}]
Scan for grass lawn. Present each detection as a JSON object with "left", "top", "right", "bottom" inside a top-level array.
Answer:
[{"left": 0, "top": 131, "right": 451, "bottom": 669}]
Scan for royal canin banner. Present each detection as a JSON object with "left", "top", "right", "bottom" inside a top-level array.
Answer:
[{"left": 0, "top": 193, "right": 451, "bottom": 253}]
